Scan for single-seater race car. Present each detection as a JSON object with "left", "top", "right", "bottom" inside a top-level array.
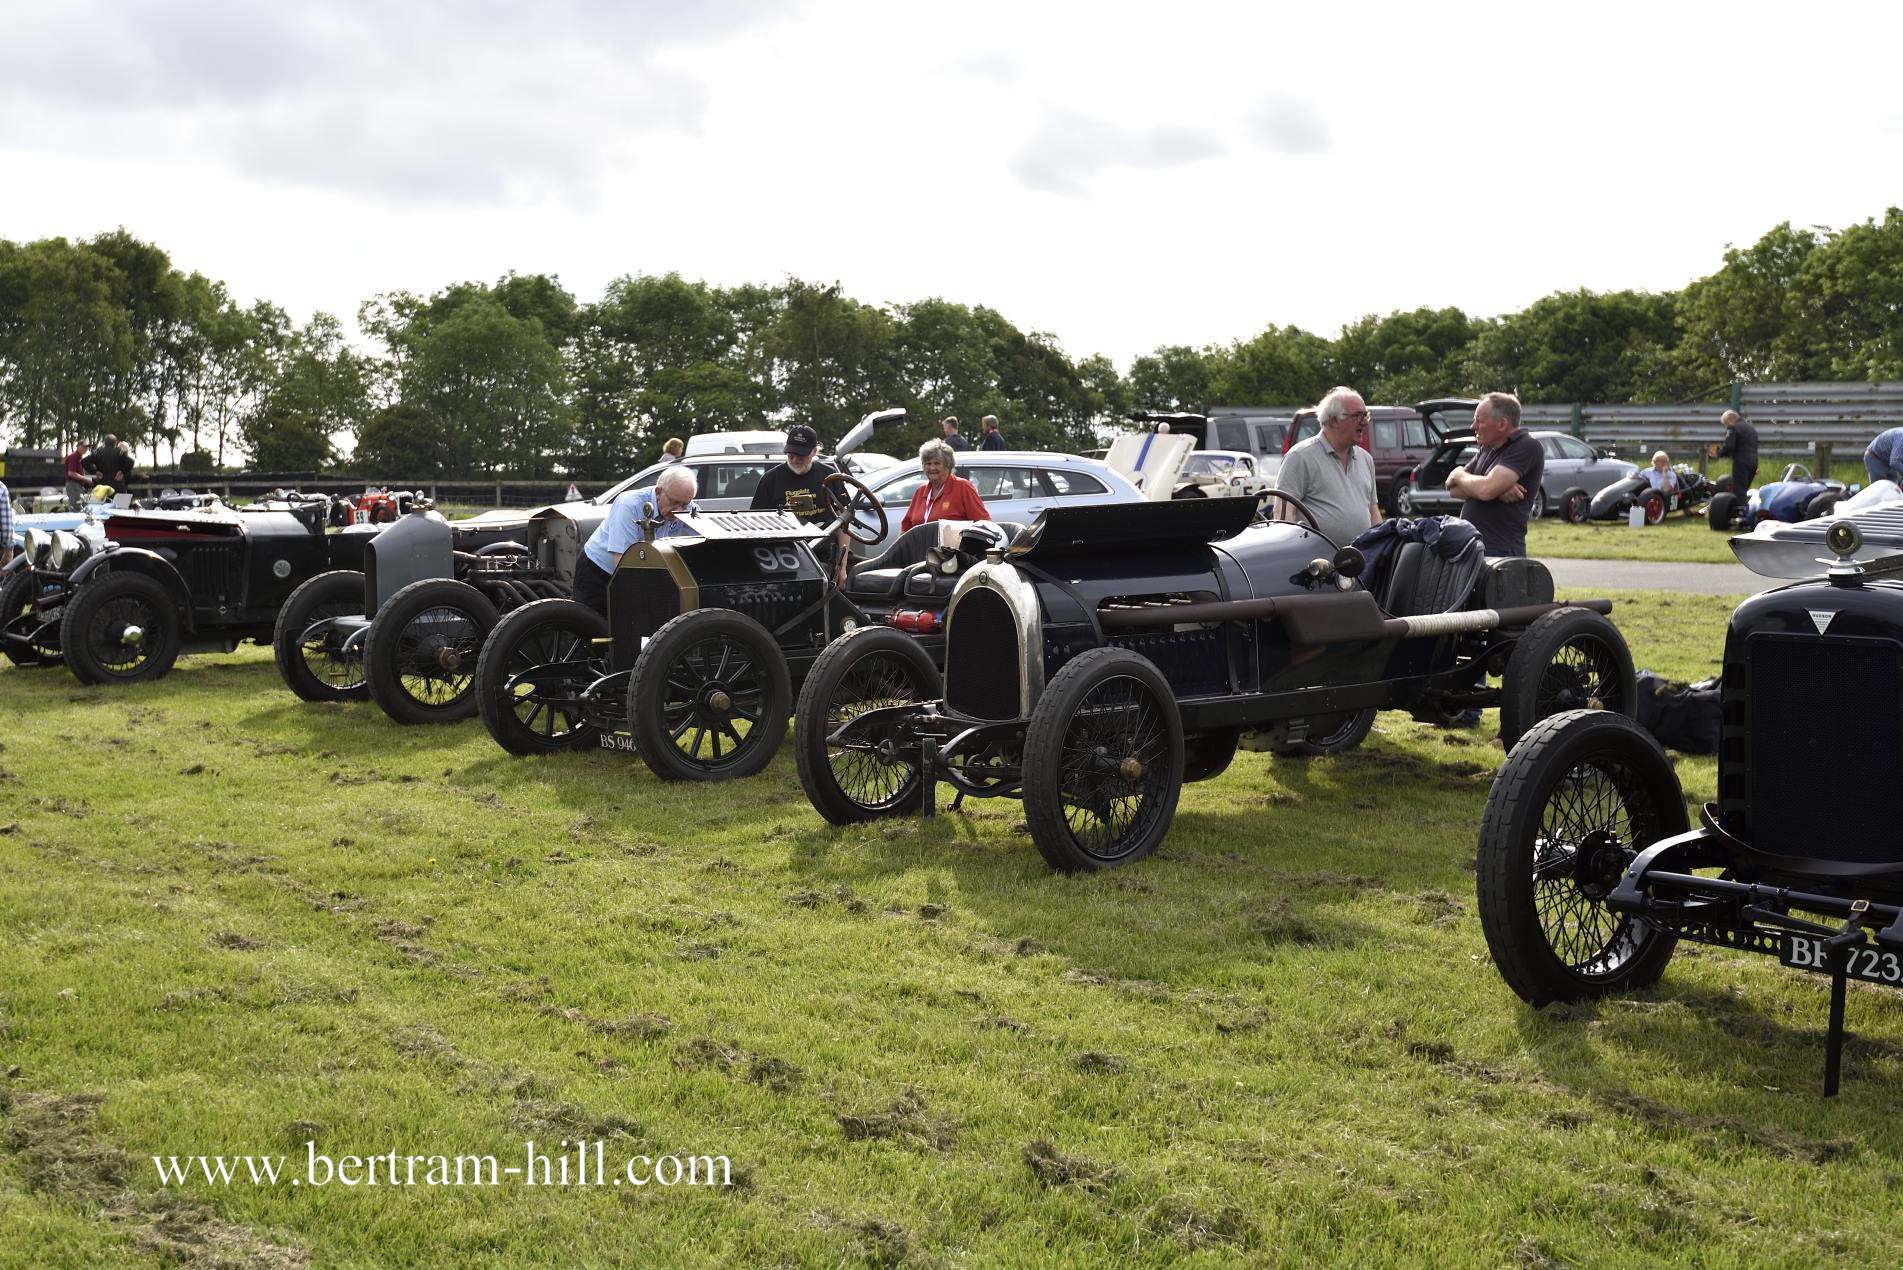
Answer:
[
  {"left": 272, "top": 508, "right": 570, "bottom": 723},
  {"left": 474, "top": 471, "right": 1023, "bottom": 782},
  {"left": 793, "top": 494, "right": 1637, "bottom": 871},
  {"left": 1706, "top": 463, "right": 1846, "bottom": 532},
  {"left": 1582, "top": 467, "right": 1716, "bottom": 524},
  {"left": 1476, "top": 519, "right": 1903, "bottom": 1096}
]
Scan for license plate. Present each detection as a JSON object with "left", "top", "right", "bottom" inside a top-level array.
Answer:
[
  {"left": 1782, "top": 933, "right": 1903, "bottom": 986},
  {"left": 597, "top": 731, "right": 638, "bottom": 754}
]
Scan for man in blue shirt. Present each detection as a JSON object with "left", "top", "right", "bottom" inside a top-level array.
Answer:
[
  {"left": 574, "top": 465, "right": 700, "bottom": 616},
  {"left": 979, "top": 415, "right": 1008, "bottom": 450},
  {"left": 1865, "top": 427, "right": 1903, "bottom": 487}
]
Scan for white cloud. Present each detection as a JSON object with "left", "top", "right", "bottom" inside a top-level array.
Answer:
[
  {"left": 1250, "top": 95, "right": 1329, "bottom": 155},
  {"left": 1009, "top": 111, "right": 1225, "bottom": 196}
]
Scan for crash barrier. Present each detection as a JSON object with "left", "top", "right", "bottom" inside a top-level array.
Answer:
[{"left": 1522, "top": 381, "right": 1903, "bottom": 474}]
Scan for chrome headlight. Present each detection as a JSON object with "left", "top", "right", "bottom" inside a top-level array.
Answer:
[
  {"left": 48, "top": 530, "right": 87, "bottom": 570},
  {"left": 21, "top": 527, "right": 50, "bottom": 567}
]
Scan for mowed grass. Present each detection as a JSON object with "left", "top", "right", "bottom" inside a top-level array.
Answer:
[
  {"left": 4, "top": 589, "right": 1898, "bottom": 1267},
  {"left": 1528, "top": 512, "right": 1740, "bottom": 564}
]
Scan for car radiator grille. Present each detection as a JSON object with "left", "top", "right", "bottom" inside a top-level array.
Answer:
[
  {"left": 1109, "top": 629, "right": 1227, "bottom": 697},
  {"left": 1730, "top": 633, "right": 1903, "bottom": 865},
  {"left": 609, "top": 567, "right": 680, "bottom": 672},
  {"left": 945, "top": 587, "right": 1021, "bottom": 720},
  {"left": 174, "top": 543, "right": 241, "bottom": 609}
]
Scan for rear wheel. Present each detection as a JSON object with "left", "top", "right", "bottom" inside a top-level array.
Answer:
[
  {"left": 1182, "top": 728, "right": 1241, "bottom": 782},
  {"left": 274, "top": 570, "right": 367, "bottom": 702},
  {"left": 1706, "top": 492, "right": 1739, "bottom": 531},
  {"left": 1641, "top": 492, "right": 1666, "bottom": 525},
  {"left": 475, "top": 598, "right": 610, "bottom": 754},
  {"left": 1499, "top": 607, "right": 1635, "bottom": 749},
  {"left": 1273, "top": 707, "right": 1377, "bottom": 757},
  {"left": 1022, "top": 647, "right": 1183, "bottom": 871},
  {"left": 1561, "top": 488, "right": 1591, "bottom": 524},
  {"left": 1527, "top": 488, "right": 1547, "bottom": 519},
  {"left": 59, "top": 572, "right": 181, "bottom": 685},
  {"left": 795, "top": 626, "right": 942, "bottom": 822},
  {"left": 1806, "top": 490, "right": 1843, "bottom": 520},
  {"left": 365, "top": 579, "right": 499, "bottom": 725},
  {"left": 629, "top": 609, "right": 790, "bottom": 782},
  {"left": 1395, "top": 483, "right": 1419, "bottom": 517},
  {"left": 1477, "top": 710, "right": 1683, "bottom": 1005}
]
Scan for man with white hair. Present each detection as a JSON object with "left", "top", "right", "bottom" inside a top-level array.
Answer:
[
  {"left": 573, "top": 464, "right": 701, "bottom": 616},
  {"left": 1447, "top": 391, "right": 1543, "bottom": 557},
  {"left": 1276, "top": 386, "right": 1380, "bottom": 548}
]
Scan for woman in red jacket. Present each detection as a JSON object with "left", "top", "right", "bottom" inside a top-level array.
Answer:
[{"left": 900, "top": 439, "right": 990, "bottom": 532}]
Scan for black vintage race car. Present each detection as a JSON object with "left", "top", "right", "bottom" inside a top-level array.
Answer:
[
  {"left": 1476, "top": 518, "right": 1903, "bottom": 1096},
  {"left": 272, "top": 508, "right": 570, "bottom": 724},
  {"left": 474, "top": 472, "right": 1021, "bottom": 781},
  {"left": 2, "top": 499, "right": 383, "bottom": 684},
  {"left": 794, "top": 495, "right": 1637, "bottom": 871},
  {"left": 1581, "top": 467, "right": 1717, "bottom": 524}
]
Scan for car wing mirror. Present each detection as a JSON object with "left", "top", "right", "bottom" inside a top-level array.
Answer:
[{"left": 1333, "top": 546, "right": 1365, "bottom": 579}]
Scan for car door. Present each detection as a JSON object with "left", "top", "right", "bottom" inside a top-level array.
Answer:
[
  {"left": 967, "top": 463, "right": 1044, "bottom": 526},
  {"left": 1538, "top": 435, "right": 1579, "bottom": 502}
]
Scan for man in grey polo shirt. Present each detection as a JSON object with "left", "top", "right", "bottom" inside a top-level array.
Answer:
[{"left": 1276, "top": 385, "right": 1380, "bottom": 547}]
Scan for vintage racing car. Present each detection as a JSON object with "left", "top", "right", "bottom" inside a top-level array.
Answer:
[
  {"left": 1706, "top": 463, "right": 1846, "bottom": 532},
  {"left": 474, "top": 471, "right": 1021, "bottom": 781},
  {"left": 272, "top": 508, "right": 569, "bottom": 723},
  {"left": 1582, "top": 467, "right": 1717, "bottom": 524},
  {"left": 1477, "top": 519, "right": 1903, "bottom": 1095},
  {"left": 793, "top": 495, "right": 1637, "bottom": 871}
]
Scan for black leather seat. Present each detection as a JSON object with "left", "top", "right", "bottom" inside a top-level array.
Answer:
[
  {"left": 1380, "top": 538, "right": 1486, "bottom": 617},
  {"left": 846, "top": 524, "right": 945, "bottom": 599}
]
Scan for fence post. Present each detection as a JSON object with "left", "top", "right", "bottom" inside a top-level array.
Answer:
[
  {"left": 1816, "top": 441, "right": 1834, "bottom": 481},
  {"left": 1730, "top": 382, "right": 1744, "bottom": 414},
  {"left": 1569, "top": 402, "right": 1584, "bottom": 440},
  {"left": 494, "top": 481, "right": 502, "bottom": 507}
]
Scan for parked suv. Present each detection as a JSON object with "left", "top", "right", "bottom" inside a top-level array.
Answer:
[{"left": 1283, "top": 398, "right": 1475, "bottom": 514}]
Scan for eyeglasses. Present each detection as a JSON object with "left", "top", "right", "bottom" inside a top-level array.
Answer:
[{"left": 1339, "top": 410, "right": 1371, "bottom": 424}]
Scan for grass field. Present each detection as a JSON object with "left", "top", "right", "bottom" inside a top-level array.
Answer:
[
  {"left": 8, "top": 588, "right": 1899, "bottom": 1267},
  {"left": 1527, "top": 514, "right": 1740, "bottom": 564}
]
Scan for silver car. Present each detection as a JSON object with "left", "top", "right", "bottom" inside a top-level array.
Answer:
[
  {"left": 853, "top": 452, "right": 1143, "bottom": 556},
  {"left": 1397, "top": 430, "right": 1636, "bottom": 520}
]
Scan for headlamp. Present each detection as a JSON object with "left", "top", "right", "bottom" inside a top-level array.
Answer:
[
  {"left": 21, "top": 527, "right": 50, "bottom": 567},
  {"left": 48, "top": 530, "right": 86, "bottom": 570}
]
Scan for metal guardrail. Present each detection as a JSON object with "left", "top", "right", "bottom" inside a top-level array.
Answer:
[{"left": 1523, "top": 383, "right": 1903, "bottom": 458}]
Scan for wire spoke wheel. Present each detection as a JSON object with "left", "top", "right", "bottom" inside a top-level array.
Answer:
[
  {"left": 795, "top": 626, "right": 942, "bottom": 823},
  {"left": 298, "top": 602, "right": 364, "bottom": 692},
  {"left": 85, "top": 594, "right": 159, "bottom": 674},
  {"left": 1529, "top": 758, "right": 1656, "bottom": 974},
  {"left": 823, "top": 650, "right": 930, "bottom": 810},
  {"left": 506, "top": 625, "right": 589, "bottom": 740},
  {"left": 394, "top": 605, "right": 481, "bottom": 705},
  {"left": 632, "top": 610, "right": 790, "bottom": 782},
  {"left": 366, "top": 579, "right": 499, "bottom": 724},
  {"left": 59, "top": 572, "right": 180, "bottom": 685},
  {"left": 1535, "top": 638, "right": 1621, "bottom": 719},
  {"left": 1501, "top": 607, "right": 1636, "bottom": 749},
  {"left": 474, "top": 598, "right": 608, "bottom": 754}
]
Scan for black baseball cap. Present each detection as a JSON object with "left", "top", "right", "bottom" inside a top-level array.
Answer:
[{"left": 785, "top": 424, "right": 819, "bottom": 456}]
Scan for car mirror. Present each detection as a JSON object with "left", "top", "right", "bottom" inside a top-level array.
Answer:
[{"left": 1332, "top": 546, "right": 1365, "bottom": 579}]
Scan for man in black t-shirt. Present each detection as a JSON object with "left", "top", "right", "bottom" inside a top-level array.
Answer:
[
  {"left": 1710, "top": 409, "right": 1759, "bottom": 493},
  {"left": 750, "top": 423, "right": 851, "bottom": 586},
  {"left": 1447, "top": 392, "right": 1543, "bottom": 557}
]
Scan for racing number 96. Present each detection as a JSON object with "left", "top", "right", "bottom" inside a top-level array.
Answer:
[{"left": 752, "top": 545, "right": 803, "bottom": 572}]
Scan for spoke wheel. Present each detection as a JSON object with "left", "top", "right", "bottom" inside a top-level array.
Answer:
[
  {"left": 795, "top": 626, "right": 941, "bottom": 823},
  {"left": 1500, "top": 607, "right": 1635, "bottom": 749},
  {"left": 1477, "top": 709, "right": 1684, "bottom": 1005},
  {"left": 274, "top": 570, "right": 368, "bottom": 702},
  {"left": 366, "top": 579, "right": 499, "bottom": 725},
  {"left": 630, "top": 609, "right": 790, "bottom": 781},
  {"left": 58, "top": 572, "right": 180, "bottom": 685},
  {"left": 0, "top": 570, "right": 63, "bottom": 667},
  {"left": 1023, "top": 647, "right": 1183, "bottom": 871},
  {"left": 475, "top": 599, "right": 610, "bottom": 755}
]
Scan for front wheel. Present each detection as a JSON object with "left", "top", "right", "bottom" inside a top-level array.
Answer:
[
  {"left": 1499, "top": 607, "right": 1635, "bottom": 749},
  {"left": 1706, "top": 492, "right": 1739, "bottom": 531},
  {"left": 0, "top": 571, "right": 62, "bottom": 667},
  {"left": 1477, "top": 710, "right": 1683, "bottom": 1005},
  {"left": 59, "top": 572, "right": 181, "bottom": 685},
  {"left": 1394, "top": 483, "right": 1418, "bottom": 517},
  {"left": 795, "top": 626, "right": 942, "bottom": 823},
  {"left": 629, "top": 609, "right": 790, "bottom": 781},
  {"left": 1022, "top": 647, "right": 1184, "bottom": 872},
  {"left": 274, "top": 570, "right": 367, "bottom": 702},
  {"left": 365, "top": 579, "right": 499, "bottom": 725},
  {"left": 1527, "top": 488, "right": 1547, "bottom": 520},
  {"left": 1561, "top": 489, "right": 1591, "bottom": 524},
  {"left": 475, "top": 598, "right": 610, "bottom": 754},
  {"left": 1806, "top": 491, "right": 1842, "bottom": 520}
]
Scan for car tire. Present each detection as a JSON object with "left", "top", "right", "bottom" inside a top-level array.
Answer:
[
  {"left": 1394, "top": 482, "right": 1418, "bottom": 517},
  {"left": 1561, "top": 489, "right": 1591, "bottom": 524},
  {"left": 58, "top": 572, "right": 181, "bottom": 686},
  {"left": 1805, "top": 491, "right": 1843, "bottom": 520},
  {"left": 365, "top": 578, "right": 499, "bottom": 725},
  {"left": 1273, "top": 707, "right": 1376, "bottom": 757},
  {"left": 274, "top": 570, "right": 368, "bottom": 702},
  {"left": 1022, "top": 646, "right": 1184, "bottom": 872},
  {"left": 0, "top": 570, "right": 62, "bottom": 667},
  {"left": 629, "top": 609, "right": 791, "bottom": 782},
  {"left": 1706, "top": 492, "right": 1739, "bottom": 531},
  {"left": 1182, "top": 728, "right": 1241, "bottom": 782},
  {"left": 1385, "top": 475, "right": 1410, "bottom": 517},
  {"left": 1499, "top": 607, "right": 1636, "bottom": 749},
  {"left": 795, "top": 625, "right": 941, "bottom": 822},
  {"left": 1476, "top": 709, "right": 1683, "bottom": 1006},
  {"left": 1642, "top": 492, "right": 1667, "bottom": 525},
  {"left": 475, "top": 598, "right": 610, "bottom": 755},
  {"left": 1527, "top": 487, "right": 1547, "bottom": 520}
]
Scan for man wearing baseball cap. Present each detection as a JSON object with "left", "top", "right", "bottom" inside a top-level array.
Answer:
[{"left": 749, "top": 423, "right": 851, "bottom": 587}]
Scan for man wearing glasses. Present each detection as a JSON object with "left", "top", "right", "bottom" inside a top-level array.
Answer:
[{"left": 1276, "top": 386, "right": 1381, "bottom": 548}]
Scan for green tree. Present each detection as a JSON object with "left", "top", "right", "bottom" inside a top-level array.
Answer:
[
  {"left": 1209, "top": 324, "right": 1333, "bottom": 407},
  {"left": 400, "top": 295, "right": 570, "bottom": 476},
  {"left": 762, "top": 279, "right": 900, "bottom": 435},
  {"left": 1672, "top": 222, "right": 1825, "bottom": 389},
  {"left": 1127, "top": 345, "right": 1216, "bottom": 411},
  {"left": 241, "top": 313, "right": 372, "bottom": 471},
  {"left": 1798, "top": 207, "right": 1903, "bottom": 380},
  {"left": 1329, "top": 307, "right": 1474, "bottom": 402},
  {"left": 1463, "top": 290, "right": 1680, "bottom": 402},
  {"left": 354, "top": 401, "right": 453, "bottom": 476}
]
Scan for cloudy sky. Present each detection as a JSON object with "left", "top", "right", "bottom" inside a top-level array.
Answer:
[{"left": 4, "top": 0, "right": 1900, "bottom": 367}]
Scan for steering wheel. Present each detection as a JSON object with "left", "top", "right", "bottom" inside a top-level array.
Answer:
[
  {"left": 1258, "top": 489, "right": 1337, "bottom": 547},
  {"left": 822, "top": 472, "right": 888, "bottom": 546}
]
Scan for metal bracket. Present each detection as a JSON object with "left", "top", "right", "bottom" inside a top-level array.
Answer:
[{"left": 921, "top": 737, "right": 937, "bottom": 820}]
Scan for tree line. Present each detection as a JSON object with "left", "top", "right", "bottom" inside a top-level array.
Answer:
[{"left": 1, "top": 208, "right": 1898, "bottom": 478}]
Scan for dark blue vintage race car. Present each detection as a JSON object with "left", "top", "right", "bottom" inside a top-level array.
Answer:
[
  {"left": 1706, "top": 462, "right": 1846, "bottom": 532},
  {"left": 793, "top": 495, "right": 1636, "bottom": 871}
]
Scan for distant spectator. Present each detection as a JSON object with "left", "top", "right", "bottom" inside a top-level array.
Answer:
[
  {"left": 0, "top": 478, "right": 12, "bottom": 567},
  {"left": 661, "top": 437, "right": 685, "bottom": 464},
  {"left": 979, "top": 414, "right": 1007, "bottom": 450},
  {"left": 1709, "top": 410, "right": 1758, "bottom": 493},
  {"left": 1447, "top": 391, "right": 1543, "bottom": 557},
  {"left": 85, "top": 434, "right": 135, "bottom": 494},
  {"left": 1275, "top": 385, "right": 1380, "bottom": 548},
  {"left": 574, "top": 464, "right": 700, "bottom": 616},
  {"left": 1644, "top": 450, "right": 1678, "bottom": 494},
  {"left": 1864, "top": 426, "right": 1903, "bottom": 487},
  {"left": 941, "top": 416, "right": 970, "bottom": 452},
  {"left": 63, "top": 441, "right": 91, "bottom": 509},
  {"left": 901, "top": 439, "right": 989, "bottom": 532}
]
